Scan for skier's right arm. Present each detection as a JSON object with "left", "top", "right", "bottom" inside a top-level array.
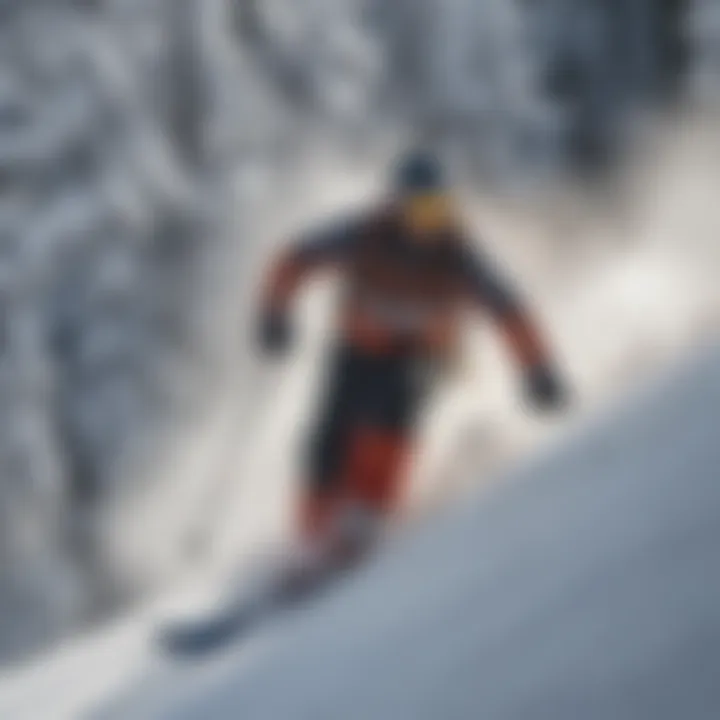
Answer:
[{"left": 257, "top": 216, "right": 360, "bottom": 355}]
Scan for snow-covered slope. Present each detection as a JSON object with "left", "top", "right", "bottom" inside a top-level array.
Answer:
[{"left": 12, "top": 343, "right": 701, "bottom": 718}]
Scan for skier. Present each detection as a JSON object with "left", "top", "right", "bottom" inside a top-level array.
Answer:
[
  {"left": 257, "top": 149, "right": 569, "bottom": 577},
  {"left": 161, "top": 149, "right": 570, "bottom": 657}
]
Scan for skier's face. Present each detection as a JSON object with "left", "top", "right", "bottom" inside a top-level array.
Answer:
[{"left": 401, "top": 193, "right": 455, "bottom": 240}]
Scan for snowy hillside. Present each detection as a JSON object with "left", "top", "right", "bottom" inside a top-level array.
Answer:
[
  {"left": 98, "top": 344, "right": 720, "bottom": 720},
  {"left": 1, "top": 344, "right": 718, "bottom": 719}
]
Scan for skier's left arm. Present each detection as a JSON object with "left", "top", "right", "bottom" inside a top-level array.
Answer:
[{"left": 462, "top": 246, "right": 568, "bottom": 412}]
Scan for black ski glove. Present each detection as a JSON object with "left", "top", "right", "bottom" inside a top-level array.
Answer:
[
  {"left": 258, "top": 311, "right": 293, "bottom": 356},
  {"left": 524, "top": 364, "right": 568, "bottom": 412}
]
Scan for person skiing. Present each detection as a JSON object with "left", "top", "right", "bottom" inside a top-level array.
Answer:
[
  {"left": 257, "top": 149, "right": 569, "bottom": 572},
  {"left": 160, "top": 149, "right": 570, "bottom": 657}
]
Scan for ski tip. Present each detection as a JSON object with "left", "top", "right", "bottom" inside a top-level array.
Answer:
[{"left": 155, "top": 613, "right": 245, "bottom": 660}]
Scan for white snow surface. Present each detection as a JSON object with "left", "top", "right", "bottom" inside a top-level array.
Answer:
[{"left": 1, "top": 344, "right": 719, "bottom": 719}]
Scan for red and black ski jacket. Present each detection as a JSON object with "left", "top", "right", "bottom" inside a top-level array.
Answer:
[{"left": 261, "top": 206, "right": 550, "bottom": 370}]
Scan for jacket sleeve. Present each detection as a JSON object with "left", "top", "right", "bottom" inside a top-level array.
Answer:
[
  {"left": 261, "top": 216, "right": 360, "bottom": 314},
  {"left": 461, "top": 244, "right": 553, "bottom": 371}
]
